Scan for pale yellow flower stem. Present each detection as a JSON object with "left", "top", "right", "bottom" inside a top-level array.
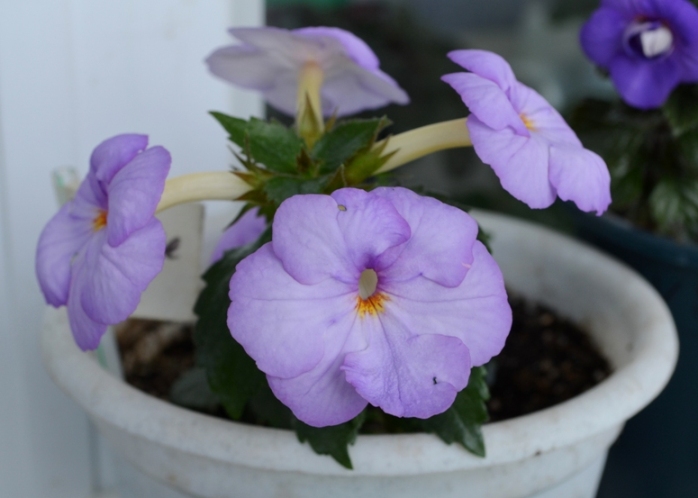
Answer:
[
  {"left": 375, "top": 118, "right": 472, "bottom": 174},
  {"left": 156, "top": 118, "right": 472, "bottom": 212},
  {"left": 296, "top": 62, "right": 325, "bottom": 133},
  {"left": 156, "top": 172, "right": 251, "bottom": 213}
]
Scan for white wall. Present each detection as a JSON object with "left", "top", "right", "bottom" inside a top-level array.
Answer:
[{"left": 0, "top": 1, "right": 263, "bottom": 497}]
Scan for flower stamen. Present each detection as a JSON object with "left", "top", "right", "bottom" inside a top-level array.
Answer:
[
  {"left": 93, "top": 210, "right": 107, "bottom": 231},
  {"left": 624, "top": 21, "right": 674, "bottom": 59},
  {"left": 520, "top": 113, "right": 536, "bottom": 131}
]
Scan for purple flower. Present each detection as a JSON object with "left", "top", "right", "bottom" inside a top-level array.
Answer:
[
  {"left": 442, "top": 50, "right": 612, "bottom": 215},
  {"left": 205, "top": 26, "right": 409, "bottom": 117},
  {"left": 210, "top": 208, "right": 267, "bottom": 264},
  {"left": 36, "top": 135, "right": 170, "bottom": 350},
  {"left": 580, "top": 0, "right": 698, "bottom": 109},
  {"left": 228, "top": 187, "right": 511, "bottom": 427}
]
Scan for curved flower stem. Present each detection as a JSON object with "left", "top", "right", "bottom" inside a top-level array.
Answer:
[
  {"left": 375, "top": 118, "right": 472, "bottom": 174},
  {"left": 156, "top": 172, "right": 251, "bottom": 213},
  {"left": 156, "top": 119, "right": 472, "bottom": 212}
]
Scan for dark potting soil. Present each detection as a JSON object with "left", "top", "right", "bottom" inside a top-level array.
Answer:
[{"left": 115, "top": 297, "right": 611, "bottom": 423}]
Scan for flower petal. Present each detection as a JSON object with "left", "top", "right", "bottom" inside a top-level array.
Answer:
[
  {"left": 468, "top": 116, "right": 557, "bottom": 209},
  {"left": 380, "top": 241, "right": 511, "bottom": 367},
  {"left": 105, "top": 146, "right": 171, "bottom": 247},
  {"left": 447, "top": 49, "right": 517, "bottom": 91},
  {"left": 372, "top": 187, "right": 478, "bottom": 287},
  {"left": 549, "top": 145, "right": 612, "bottom": 215},
  {"left": 206, "top": 45, "right": 286, "bottom": 92},
  {"left": 321, "top": 63, "right": 409, "bottom": 117},
  {"left": 80, "top": 219, "right": 166, "bottom": 325},
  {"left": 89, "top": 134, "right": 149, "bottom": 185},
  {"left": 228, "top": 243, "right": 357, "bottom": 379},
  {"left": 331, "top": 188, "right": 411, "bottom": 270},
  {"left": 442, "top": 72, "right": 527, "bottom": 134},
  {"left": 343, "top": 322, "right": 471, "bottom": 419},
  {"left": 209, "top": 26, "right": 408, "bottom": 117},
  {"left": 601, "top": 0, "right": 652, "bottom": 19},
  {"left": 272, "top": 192, "right": 409, "bottom": 285},
  {"left": 509, "top": 83, "right": 581, "bottom": 147},
  {"left": 295, "top": 26, "right": 380, "bottom": 70},
  {"left": 268, "top": 350, "right": 368, "bottom": 427},
  {"left": 647, "top": 0, "right": 698, "bottom": 43},
  {"left": 579, "top": 7, "right": 627, "bottom": 67},
  {"left": 210, "top": 208, "right": 267, "bottom": 264},
  {"left": 609, "top": 51, "right": 681, "bottom": 109},
  {"left": 36, "top": 203, "right": 93, "bottom": 306},
  {"left": 67, "top": 258, "right": 108, "bottom": 351}
]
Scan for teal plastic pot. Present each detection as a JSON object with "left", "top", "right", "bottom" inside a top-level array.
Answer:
[{"left": 572, "top": 212, "right": 698, "bottom": 498}]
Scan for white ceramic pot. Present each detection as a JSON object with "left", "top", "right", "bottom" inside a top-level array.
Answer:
[{"left": 41, "top": 211, "right": 678, "bottom": 498}]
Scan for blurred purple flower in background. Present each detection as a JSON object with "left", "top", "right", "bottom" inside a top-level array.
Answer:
[
  {"left": 442, "top": 50, "right": 611, "bottom": 215},
  {"left": 205, "top": 26, "right": 409, "bottom": 116},
  {"left": 580, "top": 0, "right": 698, "bottom": 109},
  {"left": 210, "top": 208, "right": 266, "bottom": 264},
  {"left": 36, "top": 135, "right": 170, "bottom": 350},
  {"left": 227, "top": 187, "right": 511, "bottom": 427}
]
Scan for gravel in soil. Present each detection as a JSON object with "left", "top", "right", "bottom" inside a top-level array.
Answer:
[{"left": 116, "top": 297, "right": 611, "bottom": 422}]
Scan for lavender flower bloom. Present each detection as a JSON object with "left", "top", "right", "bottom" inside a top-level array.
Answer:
[
  {"left": 442, "top": 50, "right": 611, "bottom": 214},
  {"left": 580, "top": 0, "right": 698, "bottom": 109},
  {"left": 36, "top": 135, "right": 170, "bottom": 350},
  {"left": 210, "top": 208, "right": 266, "bottom": 264},
  {"left": 228, "top": 187, "right": 511, "bottom": 427},
  {"left": 206, "top": 27, "right": 409, "bottom": 117}
]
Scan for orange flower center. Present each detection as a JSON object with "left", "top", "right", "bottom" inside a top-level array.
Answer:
[
  {"left": 356, "top": 293, "right": 390, "bottom": 317},
  {"left": 93, "top": 210, "right": 107, "bottom": 231},
  {"left": 356, "top": 268, "right": 388, "bottom": 317},
  {"left": 520, "top": 113, "right": 536, "bottom": 131}
]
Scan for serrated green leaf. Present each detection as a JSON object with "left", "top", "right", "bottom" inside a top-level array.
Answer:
[
  {"left": 211, "top": 111, "right": 247, "bottom": 146},
  {"left": 246, "top": 118, "right": 304, "bottom": 174},
  {"left": 169, "top": 367, "right": 221, "bottom": 414},
  {"left": 344, "top": 141, "right": 396, "bottom": 185},
  {"left": 211, "top": 113, "right": 304, "bottom": 174},
  {"left": 293, "top": 411, "right": 366, "bottom": 469},
  {"left": 419, "top": 366, "right": 490, "bottom": 457},
  {"left": 193, "top": 233, "right": 270, "bottom": 419},
  {"left": 263, "top": 176, "right": 329, "bottom": 205},
  {"left": 312, "top": 118, "right": 388, "bottom": 174},
  {"left": 663, "top": 84, "right": 698, "bottom": 135}
]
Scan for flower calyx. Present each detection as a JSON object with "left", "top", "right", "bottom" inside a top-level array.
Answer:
[{"left": 210, "top": 111, "right": 395, "bottom": 219}]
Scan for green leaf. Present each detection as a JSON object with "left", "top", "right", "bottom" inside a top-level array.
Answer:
[
  {"left": 676, "top": 127, "right": 698, "bottom": 172},
  {"left": 418, "top": 366, "right": 490, "bottom": 457},
  {"left": 246, "top": 118, "right": 304, "bottom": 174},
  {"left": 263, "top": 176, "right": 329, "bottom": 205},
  {"left": 193, "top": 233, "right": 270, "bottom": 419},
  {"left": 663, "top": 84, "right": 698, "bottom": 136},
  {"left": 649, "top": 177, "right": 698, "bottom": 238},
  {"left": 293, "top": 411, "right": 366, "bottom": 469},
  {"left": 169, "top": 367, "right": 221, "bottom": 414},
  {"left": 210, "top": 111, "right": 247, "bottom": 146},
  {"left": 246, "top": 379, "right": 293, "bottom": 430},
  {"left": 312, "top": 118, "right": 388, "bottom": 174},
  {"left": 344, "top": 141, "right": 396, "bottom": 185},
  {"left": 210, "top": 112, "right": 303, "bottom": 174}
]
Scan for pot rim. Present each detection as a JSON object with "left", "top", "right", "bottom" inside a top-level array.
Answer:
[{"left": 41, "top": 211, "right": 678, "bottom": 476}]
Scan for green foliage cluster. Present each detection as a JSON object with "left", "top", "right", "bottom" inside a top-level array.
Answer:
[
  {"left": 568, "top": 84, "right": 698, "bottom": 242},
  {"left": 168, "top": 113, "right": 492, "bottom": 468}
]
